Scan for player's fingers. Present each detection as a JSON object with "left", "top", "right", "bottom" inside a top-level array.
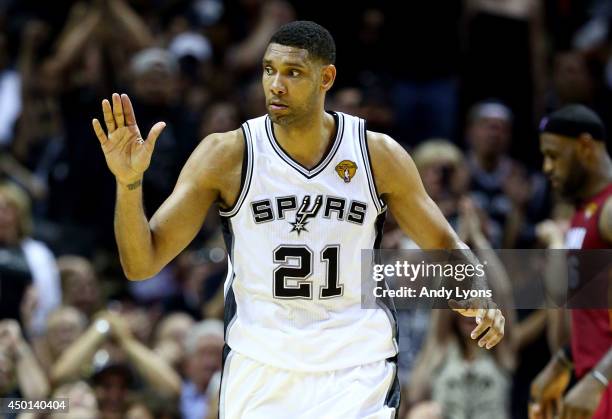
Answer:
[
  {"left": 112, "top": 92, "right": 125, "bottom": 128},
  {"left": 121, "top": 94, "right": 137, "bottom": 126},
  {"left": 482, "top": 308, "right": 498, "bottom": 324},
  {"left": 481, "top": 325, "right": 503, "bottom": 349},
  {"left": 449, "top": 299, "right": 483, "bottom": 317},
  {"left": 92, "top": 119, "right": 108, "bottom": 145},
  {"left": 483, "top": 312, "right": 504, "bottom": 349},
  {"left": 470, "top": 316, "right": 490, "bottom": 340},
  {"left": 145, "top": 122, "right": 167, "bottom": 149},
  {"left": 102, "top": 99, "right": 116, "bottom": 132}
]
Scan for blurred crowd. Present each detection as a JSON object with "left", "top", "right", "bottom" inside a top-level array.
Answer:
[{"left": 0, "top": 0, "right": 611, "bottom": 418}]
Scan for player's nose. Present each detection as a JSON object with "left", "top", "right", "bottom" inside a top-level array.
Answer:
[{"left": 270, "top": 74, "right": 286, "bottom": 96}]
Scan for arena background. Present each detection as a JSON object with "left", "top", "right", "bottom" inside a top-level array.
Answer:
[{"left": 0, "top": 0, "right": 611, "bottom": 418}]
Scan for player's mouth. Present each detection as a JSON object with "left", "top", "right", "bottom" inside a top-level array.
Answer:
[{"left": 269, "top": 101, "right": 289, "bottom": 111}]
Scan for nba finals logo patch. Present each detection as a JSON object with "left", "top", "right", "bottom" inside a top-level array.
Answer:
[{"left": 335, "top": 160, "right": 357, "bottom": 183}]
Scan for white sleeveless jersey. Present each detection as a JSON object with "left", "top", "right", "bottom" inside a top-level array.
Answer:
[{"left": 219, "top": 111, "right": 398, "bottom": 372}]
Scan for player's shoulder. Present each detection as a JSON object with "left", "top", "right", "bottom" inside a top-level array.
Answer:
[
  {"left": 202, "top": 128, "right": 244, "bottom": 155},
  {"left": 599, "top": 192, "right": 612, "bottom": 243},
  {"left": 183, "top": 128, "right": 245, "bottom": 190},
  {"left": 189, "top": 128, "right": 245, "bottom": 167},
  {"left": 365, "top": 130, "right": 418, "bottom": 196},
  {"left": 365, "top": 130, "right": 412, "bottom": 168}
]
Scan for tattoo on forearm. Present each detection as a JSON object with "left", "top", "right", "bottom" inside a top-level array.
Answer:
[{"left": 126, "top": 180, "right": 142, "bottom": 190}]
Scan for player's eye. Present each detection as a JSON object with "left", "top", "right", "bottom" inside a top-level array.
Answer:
[
  {"left": 290, "top": 69, "right": 300, "bottom": 77},
  {"left": 264, "top": 66, "right": 273, "bottom": 76}
]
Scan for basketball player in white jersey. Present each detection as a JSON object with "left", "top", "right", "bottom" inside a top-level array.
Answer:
[{"left": 92, "top": 21, "right": 505, "bottom": 419}]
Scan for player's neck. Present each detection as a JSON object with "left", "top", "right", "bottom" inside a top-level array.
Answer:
[
  {"left": 273, "top": 111, "right": 336, "bottom": 169},
  {"left": 582, "top": 158, "right": 612, "bottom": 199}
]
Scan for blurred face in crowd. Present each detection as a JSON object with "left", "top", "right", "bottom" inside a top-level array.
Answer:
[
  {"left": 0, "top": 194, "right": 19, "bottom": 245},
  {"left": 94, "top": 369, "right": 130, "bottom": 417},
  {"left": 554, "top": 51, "right": 593, "bottom": 103},
  {"left": 421, "top": 160, "right": 460, "bottom": 201},
  {"left": 133, "top": 66, "right": 177, "bottom": 106},
  {"left": 157, "top": 313, "right": 194, "bottom": 347},
  {"left": 185, "top": 335, "right": 223, "bottom": 392},
  {"left": 468, "top": 116, "right": 511, "bottom": 161},
  {"left": 262, "top": 43, "right": 335, "bottom": 126},
  {"left": 539, "top": 133, "right": 589, "bottom": 199},
  {"left": 62, "top": 261, "right": 100, "bottom": 317},
  {"left": 47, "top": 307, "right": 86, "bottom": 358},
  {"left": 50, "top": 381, "right": 99, "bottom": 419}
]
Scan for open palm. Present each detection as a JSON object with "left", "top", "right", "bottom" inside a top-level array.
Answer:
[{"left": 92, "top": 93, "right": 166, "bottom": 184}]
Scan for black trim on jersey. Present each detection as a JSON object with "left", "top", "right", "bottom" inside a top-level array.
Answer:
[
  {"left": 220, "top": 216, "right": 237, "bottom": 337},
  {"left": 373, "top": 208, "right": 400, "bottom": 404},
  {"left": 265, "top": 111, "right": 344, "bottom": 179},
  {"left": 384, "top": 355, "right": 401, "bottom": 417},
  {"left": 219, "top": 122, "right": 254, "bottom": 217},
  {"left": 374, "top": 206, "right": 387, "bottom": 250},
  {"left": 219, "top": 345, "right": 232, "bottom": 419},
  {"left": 219, "top": 216, "right": 237, "bottom": 419},
  {"left": 358, "top": 118, "right": 386, "bottom": 213}
]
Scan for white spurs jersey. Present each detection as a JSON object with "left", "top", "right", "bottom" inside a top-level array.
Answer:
[{"left": 219, "top": 111, "right": 398, "bottom": 371}]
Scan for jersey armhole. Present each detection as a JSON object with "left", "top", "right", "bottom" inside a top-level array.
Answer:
[
  {"left": 219, "top": 123, "right": 254, "bottom": 218},
  {"left": 358, "top": 118, "right": 387, "bottom": 214}
]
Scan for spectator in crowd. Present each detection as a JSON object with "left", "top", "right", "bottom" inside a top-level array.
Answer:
[
  {"left": 0, "top": 320, "right": 49, "bottom": 414},
  {"left": 406, "top": 199, "right": 516, "bottom": 419},
  {"left": 35, "top": 305, "right": 87, "bottom": 377},
  {"left": 180, "top": 319, "right": 224, "bottom": 419},
  {"left": 57, "top": 255, "right": 102, "bottom": 320},
  {"left": 549, "top": 50, "right": 612, "bottom": 136},
  {"left": 91, "top": 359, "right": 134, "bottom": 419},
  {"left": 0, "top": 182, "right": 60, "bottom": 336},
  {"left": 462, "top": 0, "right": 547, "bottom": 165},
  {"left": 52, "top": 310, "right": 180, "bottom": 398},
  {"left": 465, "top": 100, "right": 550, "bottom": 247},
  {"left": 48, "top": 380, "right": 99, "bottom": 419},
  {"left": 154, "top": 312, "right": 195, "bottom": 370}
]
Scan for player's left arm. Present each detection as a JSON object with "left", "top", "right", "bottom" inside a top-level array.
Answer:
[
  {"left": 599, "top": 196, "right": 612, "bottom": 243},
  {"left": 559, "top": 348, "right": 612, "bottom": 419},
  {"left": 368, "top": 131, "right": 505, "bottom": 349}
]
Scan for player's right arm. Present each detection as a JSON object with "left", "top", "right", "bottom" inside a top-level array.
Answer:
[{"left": 92, "top": 93, "right": 242, "bottom": 279}]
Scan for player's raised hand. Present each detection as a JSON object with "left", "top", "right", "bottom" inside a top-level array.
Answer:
[
  {"left": 92, "top": 93, "right": 166, "bottom": 185},
  {"left": 448, "top": 298, "right": 505, "bottom": 350}
]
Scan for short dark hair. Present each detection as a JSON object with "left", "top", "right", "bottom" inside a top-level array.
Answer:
[
  {"left": 540, "top": 104, "right": 606, "bottom": 142},
  {"left": 269, "top": 21, "right": 336, "bottom": 64}
]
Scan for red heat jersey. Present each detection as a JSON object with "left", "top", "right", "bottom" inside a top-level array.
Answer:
[{"left": 566, "top": 182, "right": 612, "bottom": 419}]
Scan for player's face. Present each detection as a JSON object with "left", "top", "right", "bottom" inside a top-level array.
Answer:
[
  {"left": 262, "top": 43, "right": 323, "bottom": 126},
  {"left": 540, "top": 133, "right": 588, "bottom": 199}
]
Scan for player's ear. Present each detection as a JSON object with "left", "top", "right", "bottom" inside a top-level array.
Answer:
[
  {"left": 576, "top": 132, "right": 595, "bottom": 159},
  {"left": 321, "top": 64, "right": 336, "bottom": 92}
]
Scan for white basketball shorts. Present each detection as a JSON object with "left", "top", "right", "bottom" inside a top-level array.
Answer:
[{"left": 219, "top": 351, "right": 400, "bottom": 419}]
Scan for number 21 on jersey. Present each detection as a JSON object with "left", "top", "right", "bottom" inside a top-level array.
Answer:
[{"left": 273, "top": 245, "right": 342, "bottom": 299}]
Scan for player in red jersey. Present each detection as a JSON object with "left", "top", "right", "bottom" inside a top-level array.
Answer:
[{"left": 530, "top": 104, "right": 612, "bottom": 419}]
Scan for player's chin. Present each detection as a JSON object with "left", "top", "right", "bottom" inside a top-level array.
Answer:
[{"left": 268, "top": 111, "right": 292, "bottom": 125}]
